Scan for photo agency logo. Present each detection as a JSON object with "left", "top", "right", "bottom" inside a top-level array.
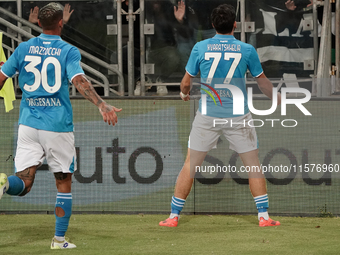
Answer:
[
  {"left": 200, "top": 82, "right": 312, "bottom": 128},
  {"left": 200, "top": 82, "right": 223, "bottom": 110}
]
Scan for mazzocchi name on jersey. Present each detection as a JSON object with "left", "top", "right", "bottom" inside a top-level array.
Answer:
[
  {"left": 26, "top": 97, "right": 62, "bottom": 107},
  {"left": 28, "top": 46, "right": 62, "bottom": 56}
]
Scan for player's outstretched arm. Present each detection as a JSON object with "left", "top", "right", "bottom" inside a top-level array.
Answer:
[
  {"left": 72, "top": 74, "right": 122, "bottom": 126},
  {"left": 256, "top": 73, "right": 281, "bottom": 105}
]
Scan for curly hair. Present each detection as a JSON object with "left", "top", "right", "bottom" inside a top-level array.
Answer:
[{"left": 38, "top": 2, "right": 63, "bottom": 30}]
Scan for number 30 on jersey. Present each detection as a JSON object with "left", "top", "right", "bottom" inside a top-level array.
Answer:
[{"left": 24, "top": 55, "right": 61, "bottom": 93}]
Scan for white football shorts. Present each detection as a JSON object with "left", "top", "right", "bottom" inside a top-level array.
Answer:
[
  {"left": 188, "top": 111, "right": 258, "bottom": 154},
  {"left": 15, "top": 125, "right": 77, "bottom": 173}
]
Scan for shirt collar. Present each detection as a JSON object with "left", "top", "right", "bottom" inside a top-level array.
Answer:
[
  {"left": 39, "top": 33, "right": 62, "bottom": 40},
  {"left": 213, "top": 34, "right": 235, "bottom": 40}
]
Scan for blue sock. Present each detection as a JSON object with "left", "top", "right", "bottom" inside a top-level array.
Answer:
[
  {"left": 6, "top": 176, "right": 25, "bottom": 196},
  {"left": 254, "top": 194, "right": 269, "bottom": 213},
  {"left": 55, "top": 192, "right": 72, "bottom": 237},
  {"left": 171, "top": 196, "right": 185, "bottom": 215}
]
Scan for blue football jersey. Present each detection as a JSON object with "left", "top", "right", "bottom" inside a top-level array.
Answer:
[
  {"left": 186, "top": 34, "right": 263, "bottom": 118},
  {"left": 1, "top": 33, "right": 84, "bottom": 132}
]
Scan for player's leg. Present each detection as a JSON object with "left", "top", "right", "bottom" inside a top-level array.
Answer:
[
  {"left": 239, "top": 149, "right": 280, "bottom": 227},
  {"left": 51, "top": 172, "right": 76, "bottom": 249},
  {"left": 159, "top": 148, "right": 207, "bottom": 227},
  {"left": 13, "top": 166, "right": 38, "bottom": 196},
  {"left": 174, "top": 149, "right": 208, "bottom": 199},
  {"left": 160, "top": 111, "right": 218, "bottom": 227},
  {"left": 239, "top": 149, "right": 266, "bottom": 196},
  {"left": 0, "top": 166, "right": 37, "bottom": 199},
  {"left": 39, "top": 129, "right": 77, "bottom": 249},
  {"left": 225, "top": 113, "right": 280, "bottom": 227},
  {"left": 0, "top": 125, "right": 43, "bottom": 200}
]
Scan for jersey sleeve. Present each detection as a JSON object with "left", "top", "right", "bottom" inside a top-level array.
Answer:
[
  {"left": 1, "top": 46, "right": 20, "bottom": 78},
  {"left": 66, "top": 47, "right": 85, "bottom": 82},
  {"left": 185, "top": 43, "right": 200, "bottom": 77},
  {"left": 247, "top": 45, "right": 263, "bottom": 78}
]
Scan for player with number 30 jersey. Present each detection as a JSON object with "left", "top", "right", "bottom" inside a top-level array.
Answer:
[
  {"left": 0, "top": 2, "right": 121, "bottom": 249},
  {"left": 1, "top": 33, "right": 84, "bottom": 132}
]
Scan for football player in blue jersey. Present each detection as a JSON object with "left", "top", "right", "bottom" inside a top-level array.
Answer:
[
  {"left": 159, "top": 4, "right": 281, "bottom": 228},
  {"left": 0, "top": 2, "right": 121, "bottom": 249}
]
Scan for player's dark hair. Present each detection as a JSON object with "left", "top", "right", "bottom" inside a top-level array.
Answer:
[
  {"left": 211, "top": 4, "right": 236, "bottom": 34},
  {"left": 38, "top": 2, "right": 63, "bottom": 30}
]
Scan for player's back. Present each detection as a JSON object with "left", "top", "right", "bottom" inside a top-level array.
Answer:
[
  {"left": 196, "top": 34, "right": 262, "bottom": 81},
  {"left": 16, "top": 34, "right": 73, "bottom": 96},
  {"left": 186, "top": 34, "right": 263, "bottom": 118},
  {"left": 3, "top": 34, "right": 83, "bottom": 132}
]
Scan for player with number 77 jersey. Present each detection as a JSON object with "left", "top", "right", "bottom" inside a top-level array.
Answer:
[
  {"left": 0, "top": 2, "right": 121, "bottom": 249},
  {"left": 160, "top": 4, "right": 281, "bottom": 228}
]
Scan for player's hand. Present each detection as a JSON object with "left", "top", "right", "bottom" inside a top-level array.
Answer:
[
  {"left": 29, "top": 6, "right": 39, "bottom": 24},
  {"left": 63, "top": 4, "right": 74, "bottom": 24},
  {"left": 180, "top": 92, "right": 190, "bottom": 101},
  {"left": 285, "top": 0, "right": 297, "bottom": 11},
  {"left": 174, "top": 1, "right": 185, "bottom": 23},
  {"left": 99, "top": 103, "right": 122, "bottom": 126}
]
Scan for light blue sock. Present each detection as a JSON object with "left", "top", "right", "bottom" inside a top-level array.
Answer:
[
  {"left": 254, "top": 194, "right": 269, "bottom": 213},
  {"left": 55, "top": 192, "right": 72, "bottom": 237},
  {"left": 171, "top": 196, "right": 185, "bottom": 215},
  {"left": 6, "top": 176, "right": 25, "bottom": 196}
]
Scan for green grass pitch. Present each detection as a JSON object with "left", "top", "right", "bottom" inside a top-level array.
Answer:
[
  {"left": 1, "top": 98, "right": 340, "bottom": 254},
  {"left": 1, "top": 214, "right": 340, "bottom": 255}
]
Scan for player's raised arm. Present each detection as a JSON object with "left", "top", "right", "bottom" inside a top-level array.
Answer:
[
  {"left": 72, "top": 74, "right": 122, "bottom": 126},
  {"left": 255, "top": 73, "right": 281, "bottom": 105}
]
